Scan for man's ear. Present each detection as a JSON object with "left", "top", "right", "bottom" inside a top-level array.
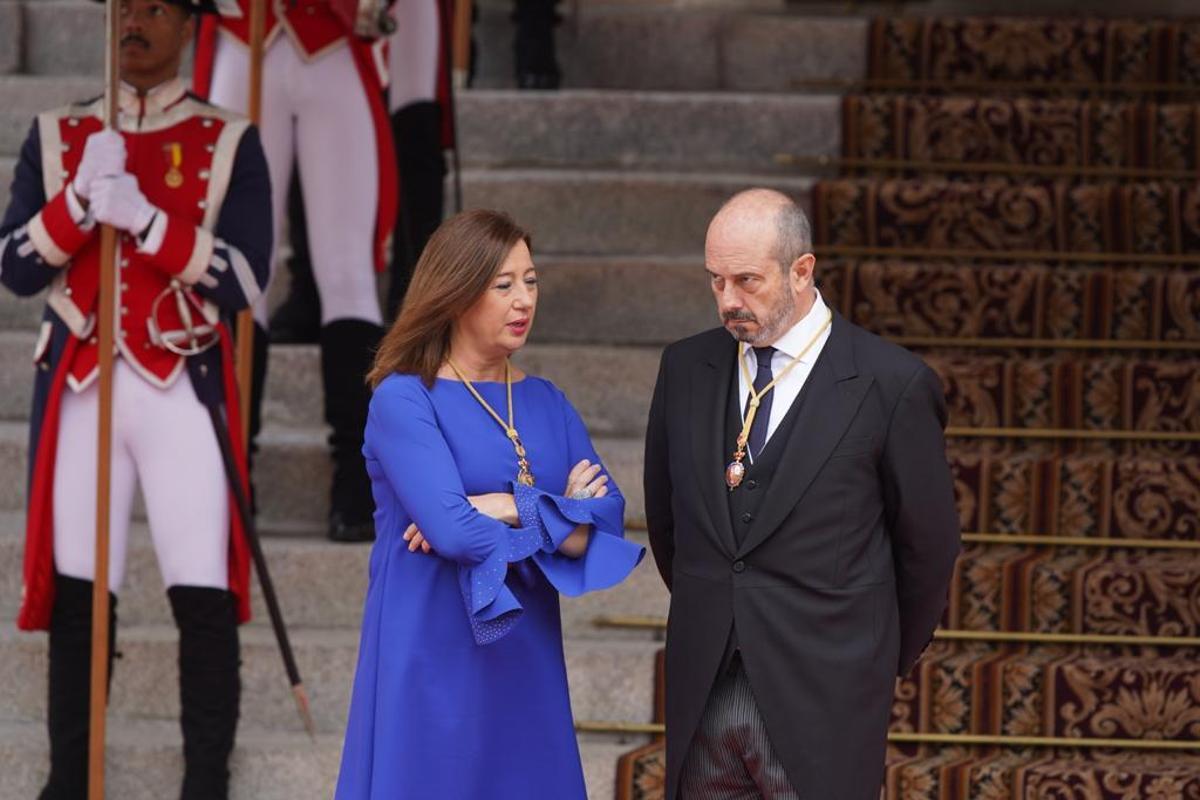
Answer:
[{"left": 790, "top": 253, "right": 816, "bottom": 292}]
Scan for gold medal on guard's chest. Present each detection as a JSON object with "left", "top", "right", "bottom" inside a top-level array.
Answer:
[{"left": 163, "top": 142, "right": 184, "bottom": 189}]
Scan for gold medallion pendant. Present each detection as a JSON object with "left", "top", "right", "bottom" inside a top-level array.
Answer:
[
  {"left": 164, "top": 168, "right": 184, "bottom": 189},
  {"left": 725, "top": 460, "right": 746, "bottom": 490},
  {"left": 509, "top": 430, "right": 536, "bottom": 487}
]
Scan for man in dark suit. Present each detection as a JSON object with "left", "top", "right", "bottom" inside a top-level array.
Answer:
[{"left": 644, "top": 188, "right": 961, "bottom": 799}]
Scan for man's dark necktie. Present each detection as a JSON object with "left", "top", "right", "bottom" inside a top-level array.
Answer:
[{"left": 744, "top": 346, "right": 776, "bottom": 460}]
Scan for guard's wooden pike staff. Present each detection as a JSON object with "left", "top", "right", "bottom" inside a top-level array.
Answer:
[
  {"left": 232, "top": 0, "right": 316, "bottom": 739},
  {"left": 234, "top": 0, "right": 265, "bottom": 442},
  {"left": 447, "top": 0, "right": 470, "bottom": 212},
  {"left": 87, "top": 0, "right": 122, "bottom": 795},
  {"left": 207, "top": 403, "right": 316, "bottom": 738}
]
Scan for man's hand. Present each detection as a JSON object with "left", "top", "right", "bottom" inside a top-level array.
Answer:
[
  {"left": 72, "top": 130, "right": 127, "bottom": 203},
  {"left": 564, "top": 459, "right": 608, "bottom": 501},
  {"left": 89, "top": 174, "right": 158, "bottom": 236}
]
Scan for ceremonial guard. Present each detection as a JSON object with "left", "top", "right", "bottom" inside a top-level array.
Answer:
[
  {"left": 193, "top": 0, "right": 400, "bottom": 541},
  {"left": 272, "top": 0, "right": 452, "bottom": 338},
  {"left": 0, "top": 0, "right": 271, "bottom": 795}
]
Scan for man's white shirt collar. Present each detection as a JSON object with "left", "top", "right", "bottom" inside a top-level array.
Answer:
[{"left": 746, "top": 289, "right": 830, "bottom": 365}]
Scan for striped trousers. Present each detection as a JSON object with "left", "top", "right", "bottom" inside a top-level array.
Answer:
[{"left": 679, "top": 660, "right": 801, "bottom": 799}]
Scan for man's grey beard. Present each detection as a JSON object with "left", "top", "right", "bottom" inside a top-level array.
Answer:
[{"left": 723, "top": 290, "right": 795, "bottom": 346}]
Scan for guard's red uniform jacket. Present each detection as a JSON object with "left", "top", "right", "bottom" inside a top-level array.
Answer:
[
  {"left": 0, "top": 78, "right": 272, "bottom": 631},
  {"left": 191, "top": 0, "right": 420, "bottom": 271}
]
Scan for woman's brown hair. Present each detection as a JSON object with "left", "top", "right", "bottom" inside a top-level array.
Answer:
[{"left": 367, "top": 209, "right": 531, "bottom": 388}]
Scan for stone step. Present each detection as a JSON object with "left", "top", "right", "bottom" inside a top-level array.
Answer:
[
  {"left": 0, "top": 75, "right": 101, "bottom": 156},
  {"left": 0, "top": 718, "right": 641, "bottom": 799},
  {"left": 0, "top": 419, "right": 650, "bottom": 529},
  {"left": 531, "top": 255, "right": 713, "bottom": 345},
  {"left": 0, "top": 512, "right": 668, "bottom": 634},
  {"left": 0, "top": 625, "right": 660, "bottom": 733},
  {"left": 0, "top": 83, "right": 843, "bottom": 173},
  {"left": 459, "top": 168, "right": 814, "bottom": 255},
  {"left": 474, "top": 5, "right": 865, "bottom": 92},
  {"left": 13, "top": 0, "right": 866, "bottom": 92},
  {"left": 456, "top": 89, "right": 839, "bottom": 171}
]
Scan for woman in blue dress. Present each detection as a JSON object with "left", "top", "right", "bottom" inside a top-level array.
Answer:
[{"left": 335, "top": 209, "right": 645, "bottom": 799}]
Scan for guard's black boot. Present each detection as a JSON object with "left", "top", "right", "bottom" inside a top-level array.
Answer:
[
  {"left": 39, "top": 576, "right": 117, "bottom": 800},
  {"left": 168, "top": 586, "right": 241, "bottom": 800},
  {"left": 321, "top": 319, "right": 383, "bottom": 542},
  {"left": 387, "top": 100, "right": 447, "bottom": 321},
  {"left": 269, "top": 171, "right": 321, "bottom": 344},
  {"left": 513, "top": 0, "right": 562, "bottom": 89}
]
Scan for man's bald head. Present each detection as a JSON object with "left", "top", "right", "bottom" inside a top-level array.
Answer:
[
  {"left": 705, "top": 189, "right": 818, "bottom": 347},
  {"left": 707, "top": 189, "right": 812, "bottom": 272}
]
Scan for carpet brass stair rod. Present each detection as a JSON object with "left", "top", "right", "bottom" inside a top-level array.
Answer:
[
  {"left": 945, "top": 427, "right": 1200, "bottom": 443},
  {"left": 886, "top": 336, "right": 1200, "bottom": 353},
  {"left": 776, "top": 155, "right": 1200, "bottom": 182},
  {"left": 787, "top": 77, "right": 1200, "bottom": 96},
  {"left": 574, "top": 721, "right": 1200, "bottom": 751},
  {"left": 591, "top": 616, "right": 1200, "bottom": 649},
  {"left": 813, "top": 246, "right": 1200, "bottom": 266},
  {"left": 961, "top": 532, "right": 1200, "bottom": 551}
]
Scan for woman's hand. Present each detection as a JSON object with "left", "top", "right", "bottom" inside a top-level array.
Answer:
[
  {"left": 564, "top": 459, "right": 609, "bottom": 501},
  {"left": 403, "top": 493, "right": 519, "bottom": 555},
  {"left": 558, "top": 459, "right": 607, "bottom": 559},
  {"left": 468, "top": 493, "right": 519, "bottom": 526},
  {"left": 403, "top": 524, "right": 432, "bottom": 553}
]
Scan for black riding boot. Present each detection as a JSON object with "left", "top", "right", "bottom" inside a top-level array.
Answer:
[
  {"left": 168, "top": 586, "right": 241, "bottom": 800},
  {"left": 269, "top": 169, "right": 322, "bottom": 344},
  {"left": 321, "top": 319, "right": 383, "bottom": 542},
  {"left": 387, "top": 100, "right": 447, "bottom": 321},
  {"left": 513, "top": 0, "right": 562, "bottom": 89},
  {"left": 39, "top": 576, "right": 117, "bottom": 800}
]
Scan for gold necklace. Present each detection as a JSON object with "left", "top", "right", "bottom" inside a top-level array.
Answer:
[
  {"left": 725, "top": 311, "right": 833, "bottom": 489},
  {"left": 446, "top": 359, "right": 535, "bottom": 487}
]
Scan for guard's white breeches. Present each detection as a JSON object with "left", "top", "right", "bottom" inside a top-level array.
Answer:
[
  {"left": 388, "top": 0, "right": 442, "bottom": 111},
  {"left": 53, "top": 360, "right": 230, "bottom": 591},
  {"left": 209, "top": 34, "right": 382, "bottom": 327}
]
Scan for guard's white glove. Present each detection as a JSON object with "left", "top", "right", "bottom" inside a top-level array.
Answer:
[
  {"left": 89, "top": 174, "right": 159, "bottom": 236},
  {"left": 72, "top": 130, "right": 127, "bottom": 202}
]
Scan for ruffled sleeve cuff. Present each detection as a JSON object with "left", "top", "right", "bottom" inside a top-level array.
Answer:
[
  {"left": 514, "top": 483, "right": 645, "bottom": 598},
  {"left": 457, "top": 523, "right": 545, "bottom": 646}
]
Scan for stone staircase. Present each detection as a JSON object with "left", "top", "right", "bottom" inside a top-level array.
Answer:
[{"left": 0, "top": 0, "right": 872, "bottom": 796}]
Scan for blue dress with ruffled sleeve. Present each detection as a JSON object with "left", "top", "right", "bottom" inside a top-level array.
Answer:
[{"left": 335, "top": 373, "right": 645, "bottom": 799}]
